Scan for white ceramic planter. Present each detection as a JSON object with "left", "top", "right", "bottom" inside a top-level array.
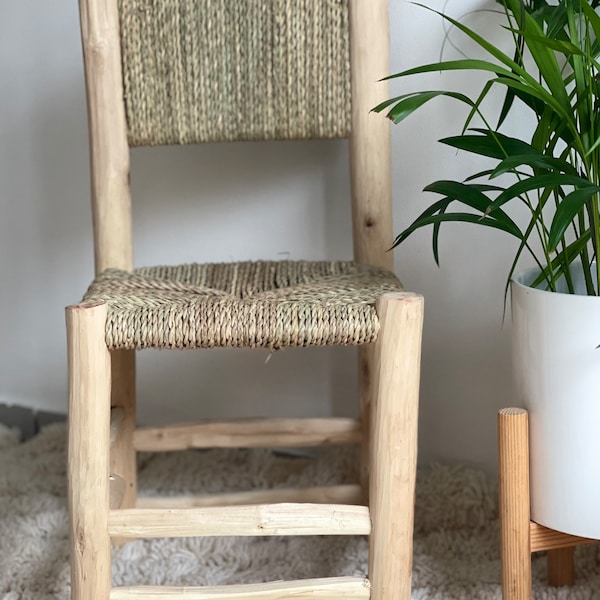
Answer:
[{"left": 511, "top": 264, "right": 600, "bottom": 539}]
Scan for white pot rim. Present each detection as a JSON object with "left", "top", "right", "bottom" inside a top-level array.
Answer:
[{"left": 512, "top": 264, "right": 599, "bottom": 303}]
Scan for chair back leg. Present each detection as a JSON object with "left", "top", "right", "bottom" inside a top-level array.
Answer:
[{"left": 109, "top": 349, "right": 137, "bottom": 546}]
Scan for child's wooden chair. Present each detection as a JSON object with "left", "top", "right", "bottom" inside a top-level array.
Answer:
[{"left": 67, "top": 1, "right": 424, "bottom": 598}]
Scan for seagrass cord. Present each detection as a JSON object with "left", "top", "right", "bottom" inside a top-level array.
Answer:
[
  {"left": 117, "top": 0, "right": 351, "bottom": 146},
  {"left": 83, "top": 260, "right": 403, "bottom": 350}
]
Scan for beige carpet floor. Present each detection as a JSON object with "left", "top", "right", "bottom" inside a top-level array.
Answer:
[{"left": 1, "top": 423, "right": 599, "bottom": 599}]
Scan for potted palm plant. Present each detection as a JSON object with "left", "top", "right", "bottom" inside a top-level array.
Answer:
[{"left": 376, "top": 0, "right": 600, "bottom": 539}]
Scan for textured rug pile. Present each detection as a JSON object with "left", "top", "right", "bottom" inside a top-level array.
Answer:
[{"left": 1, "top": 423, "right": 599, "bottom": 599}]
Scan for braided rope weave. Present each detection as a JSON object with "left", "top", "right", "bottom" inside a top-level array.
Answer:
[
  {"left": 82, "top": 261, "right": 403, "bottom": 350},
  {"left": 117, "top": 0, "right": 351, "bottom": 146}
]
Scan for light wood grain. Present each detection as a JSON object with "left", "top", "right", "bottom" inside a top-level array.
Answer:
[
  {"left": 369, "top": 293, "right": 424, "bottom": 600},
  {"left": 110, "top": 351, "right": 136, "bottom": 506},
  {"left": 357, "top": 345, "right": 374, "bottom": 503},
  {"left": 498, "top": 408, "right": 531, "bottom": 599},
  {"left": 79, "top": 0, "right": 133, "bottom": 274},
  {"left": 529, "top": 522, "right": 597, "bottom": 553},
  {"left": 349, "top": 0, "right": 393, "bottom": 270},
  {"left": 136, "top": 485, "right": 363, "bottom": 509},
  {"left": 109, "top": 350, "right": 137, "bottom": 546},
  {"left": 110, "top": 578, "right": 371, "bottom": 599},
  {"left": 547, "top": 547, "right": 575, "bottom": 587},
  {"left": 67, "top": 302, "right": 111, "bottom": 600},
  {"left": 108, "top": 504, "right": 371, "bottom": 539},
  {"left": 133, "top": 418, "right": 362, "bottom": 452},
  {"left": 349, "top": 0, "right": 393, "bottom": 506}
]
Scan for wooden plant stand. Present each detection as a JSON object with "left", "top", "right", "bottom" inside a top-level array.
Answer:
[{"left": 498, "top": 408, "right": 599, "bottom": 598}]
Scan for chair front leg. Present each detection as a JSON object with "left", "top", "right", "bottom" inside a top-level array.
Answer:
[
  {"left": 369, "top": 292, "right": 424, "bottom": 600},
  {"left": 67, "top": 302, "right": 112, "bottom": 600}
]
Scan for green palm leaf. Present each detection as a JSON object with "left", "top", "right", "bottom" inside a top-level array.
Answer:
[
  {"left": 490, "top": 154, "right": 579, "bottom": 178},
  {"left": 492, "top": 174, "right": 596, "bottom": 209},
  {"left": 440, "top": 130, "right": 541, "bottom": 159},
  {"left": 374, "top": 91, "right": 477, "bottom": 125},
  {"left": 383, "top": 0, "right": 600, "bottom": 296},
  {"left": 548, "top": 187, "right": 600, "bottom": 251},
  {"left": 392, "top": 212, "right": 523, "bottom": 250}
]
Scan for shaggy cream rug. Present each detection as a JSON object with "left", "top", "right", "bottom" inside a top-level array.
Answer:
[{"left": 1, "top": 423, "right": 599, "bottom": 599}]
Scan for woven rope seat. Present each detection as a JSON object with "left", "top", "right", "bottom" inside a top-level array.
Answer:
[{"left": 82, "top": 260, "right": 403, "bottom": 350}]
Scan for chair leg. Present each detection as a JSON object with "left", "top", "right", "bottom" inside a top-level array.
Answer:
[
  {"left": 498, "top": 408, "right": 532, "bottom": 600},
  {"left": 67, "top": 302, "right": 112, "bottom": 600},
  {"left": 358, "top": 345, "right": 375, "bottom": 503},
  {"left": 369, "top": 292, "right": 424, "bottom": 600},
  {"left": 109, "top": 349, "right": 137, "bottom": 511}
]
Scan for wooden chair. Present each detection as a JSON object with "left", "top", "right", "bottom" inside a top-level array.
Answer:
[{"left": 67, "top": 1, "right": 424, "bottom": 598}]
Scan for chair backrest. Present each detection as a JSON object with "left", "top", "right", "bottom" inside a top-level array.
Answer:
[
  {"left": 120, "top": 0, "right": 351, "bottom": 146},
  {"left": 79, "top": 0, "right": 393, "bottom": 275}
]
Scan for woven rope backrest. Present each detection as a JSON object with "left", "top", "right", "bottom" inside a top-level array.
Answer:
[{"left": 117, "top": 0, "right": 351, "bottom": 146}]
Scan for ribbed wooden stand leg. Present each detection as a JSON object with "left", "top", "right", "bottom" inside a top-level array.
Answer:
[
  {"left": 369, "top": 293, "right": 424, "bottom": 600},
  {"left": 547, "top": 547, "right": 575, "bottom": 587},
  {"left": 67, "top": 302, "right": 112, "bottom": 600},
  {"left": 498, "top": 408, "right": 531, "bottom": 600},
  {"left": 110, "top": 349, "right": 136, "bottom": 546}
]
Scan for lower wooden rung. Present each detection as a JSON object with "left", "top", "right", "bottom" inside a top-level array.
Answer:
[
  {"left": 108, "top": 503, "right": 371, "bottom": 538},
  {"left": 110, "top": 577, "right": 371, "bottom": 599},
  {"left": 136, "top": 485, "right": 363, "bottom": 508},
  {"left": 133, "top": 418, "right": 362, "bottom": 452}
]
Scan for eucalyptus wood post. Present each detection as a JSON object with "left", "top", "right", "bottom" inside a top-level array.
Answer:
[
  {"left": 498, "top": 408, "right": 532, "bottom": 599},
  {"left": 110, "top": 349, "right": 136, "bottom": 548},
  {"left": 78, "top": 0, "right": 133, "bottom": 276},
  {"left": 369, "top": 293, "right": 424, "bottom": 600},
  {"left": 110, "top": 353, "right": 136, "bottom": 509},
  {"left": 355, "top": 344, "right": 375, "bottom": 502},
  {"left": 349, "top": 0, "right": 394, "bottom": 501},
  {"left": 349, "top": 0, "right": 392, "bottom": 269},
  {"left": 79, "top": 0, "right": 136, "bottom": 543},
  {"left": 67, "top": 302, "right": 112, "bottom": 600}
]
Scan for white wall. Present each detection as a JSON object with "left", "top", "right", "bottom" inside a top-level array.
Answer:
[{"left": 0, "top": 0, "right": 528, "bottom": 473}]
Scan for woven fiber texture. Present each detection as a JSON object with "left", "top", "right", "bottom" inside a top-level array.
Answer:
[
  {"left": 82, "top": 260, "right": 402, "bottom": 350},
  {"left": 117, "top": 0, "right": 351, "bottom": 146}
]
